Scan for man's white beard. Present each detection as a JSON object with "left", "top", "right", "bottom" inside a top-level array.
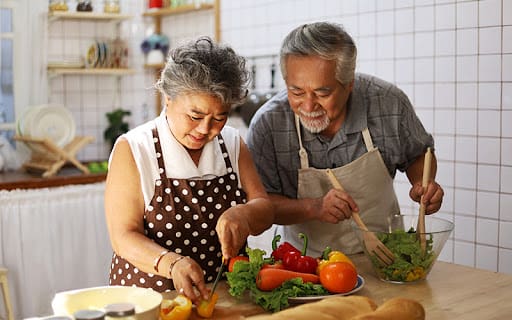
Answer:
[{"left": 298, "top": 110, "right": 330, "bottom": 133}]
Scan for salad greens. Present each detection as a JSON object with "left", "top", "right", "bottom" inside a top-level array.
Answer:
[
  {"left": 372, "top": 228, "right": 435, "bottom": 282},
  {"left": 226, "top": 247, "right": 327, "bottom": 312}
]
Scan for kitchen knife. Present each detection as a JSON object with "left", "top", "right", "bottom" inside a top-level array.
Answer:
[{"left": 209, "top": 257, "right": 226, "bottom": 300}]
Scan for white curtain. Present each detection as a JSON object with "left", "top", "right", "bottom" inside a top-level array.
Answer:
[{"left": 0, "top": 183, "right": 113, "bottom": 319}]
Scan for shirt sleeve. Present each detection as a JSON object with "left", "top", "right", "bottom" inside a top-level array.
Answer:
[{"left": 246, "top": 106, "right": 283, "bottom": 195}]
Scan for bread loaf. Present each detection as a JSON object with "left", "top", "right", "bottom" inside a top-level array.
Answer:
[
  {"left": 351, "top": 297, "right": 425, "bottom": 320},
  {"left": 247, "top": 296, "right": 425, "bottom": 320},
  {"left": 248, "top": 296, "right": 377, "bottom": 320}
]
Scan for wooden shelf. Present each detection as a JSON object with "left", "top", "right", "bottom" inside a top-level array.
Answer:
[
  {"left": 142, "top": 3, "right": 214, "bottom": 17},
  {"left": 47, "top": 67, "right": 136, "bottom": 77},
  {"left": 48, "top": 11, "right": 133, "bottom": 22},
  {"left": 144, "top": 63, "right": 165, "bottom": 69}
]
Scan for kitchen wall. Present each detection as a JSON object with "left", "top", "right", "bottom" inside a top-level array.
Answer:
[{"left": 44, "top": 0, "right": 511, "bottom": 274}]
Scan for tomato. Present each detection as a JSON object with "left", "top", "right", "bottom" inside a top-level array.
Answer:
[
  {"left": 228, "top": 256, "right": 249, "bottom": 272},
  {"left": 319, "top": 261, "right": 358, "bottom": 294}
]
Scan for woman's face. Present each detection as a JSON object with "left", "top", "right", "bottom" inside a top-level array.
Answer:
[
  {"left": 284, "top": 55, "right": 353, "bottom": 137},
  {"left": 166, "top": 92, "right": 230, "bottom": 150}
]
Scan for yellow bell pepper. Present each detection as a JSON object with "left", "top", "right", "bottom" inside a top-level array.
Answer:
[
  {"left": 160, "top": 295, "right": 192, "bottom": 320},
  {"left": 196, "top": 292, "right": 218, "bottom": 318},
  {"left": 316, "top": 249, "right": 355, "bottom": 274}
]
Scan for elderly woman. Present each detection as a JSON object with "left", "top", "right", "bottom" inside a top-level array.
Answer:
[{"left": 105, "top": 37, "right": 274, "bottom": 304}]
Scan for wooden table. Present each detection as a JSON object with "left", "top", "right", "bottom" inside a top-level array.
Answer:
[{"left": 172, "top": 254, "right": 512, "bottom": 320}]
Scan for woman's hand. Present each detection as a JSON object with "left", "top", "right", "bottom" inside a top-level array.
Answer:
[
  {"left": 216, "top": 206, "right": 251, "bottom": 259},
  {"left": 170, "top": 257, "right": 209, "bottom": 305},
  {"left": 409, "top": 180, "right": 444, "bottom": 214}
]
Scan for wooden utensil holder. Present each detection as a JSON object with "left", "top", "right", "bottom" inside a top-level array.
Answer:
[{"left": 14, "top": 135, "right": 94, "bottom": 178}]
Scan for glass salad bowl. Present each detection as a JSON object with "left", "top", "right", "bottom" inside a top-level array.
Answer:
[{"left": 351, "top": 214, "right": 454, "bottom": 283}]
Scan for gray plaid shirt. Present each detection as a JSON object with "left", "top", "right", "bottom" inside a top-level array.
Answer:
[{"left": 246, "top": 73, "right": 434, "bottom": 199}]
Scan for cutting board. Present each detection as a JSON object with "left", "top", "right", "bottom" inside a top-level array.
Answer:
[{"left": 162, "top": 281, "right": 267, "bottom": 319}]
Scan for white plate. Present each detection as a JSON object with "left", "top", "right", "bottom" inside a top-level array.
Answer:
[
  {"left": 29, "top": 104, "right": 76, "bottom": 148},
  {"left": 288, "top": 274, "right": 365, "bottom": 304}
]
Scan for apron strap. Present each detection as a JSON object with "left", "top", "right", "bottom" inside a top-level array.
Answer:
[
  {"left": 295, "top": 115, "right": 310, "bottom": 169},
  {"left": 362, "top": 128, "right": 375, "bottom": 152},
  {"left": 152, "top": 122, "right": 167, "bottom": 180}
]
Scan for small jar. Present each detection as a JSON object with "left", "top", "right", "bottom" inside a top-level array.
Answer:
[
  {"left": 73, "top": 309, "right": 106, "bottom": 320},
  {"left": 104, "top": 303, "right": 136, "bottom": 320},
  {"left": 104, "top": 0, "right": 120, "bottom": 13},
  {"left": 49, "top": 0, "right": 69, "bottom": 12},
  {"left": 76, "top": 0, "right": 93, "bottom": 12}
]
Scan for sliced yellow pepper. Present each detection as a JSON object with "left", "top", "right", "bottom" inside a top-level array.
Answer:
[
  {"left": 196, "top": 292, "right": 218, "bottom": 318},
  {"left": 316, "top": 250, "right": 355, "bottom": 274},
  {"left": 160, "top": 295, "right": 192, "bottom": 320}
]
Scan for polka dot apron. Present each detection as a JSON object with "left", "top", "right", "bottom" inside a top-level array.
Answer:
[{"left": 109, "top": 126, "right": 247, "bottom": 292}]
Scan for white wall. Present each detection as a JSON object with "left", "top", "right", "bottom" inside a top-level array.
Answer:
[{"left": 43, "top": 0, "right": 511, "bottom": 274}]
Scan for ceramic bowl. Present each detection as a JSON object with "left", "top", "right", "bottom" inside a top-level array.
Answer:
[
  {"left": 51, "top": 285, "right": 162, "bottom": 320},
  {"left": 352, "top": 214, "right": 454, "bottom": 283}
]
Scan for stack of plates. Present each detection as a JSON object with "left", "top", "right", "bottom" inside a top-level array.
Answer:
[{"left": 17, "top": 104, "right": 76, "bottom": 148}]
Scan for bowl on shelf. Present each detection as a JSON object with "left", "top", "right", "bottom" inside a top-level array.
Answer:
[
  {"left": 51, "top": 285, "right": 162, "bottom": 320},
  {"left": 351, "top": 214, "right": 454, "bottom": 283}
]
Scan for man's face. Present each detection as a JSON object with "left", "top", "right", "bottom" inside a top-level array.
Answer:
[{"left": 285, "top": 55, "right": 353, "bottom": 137}]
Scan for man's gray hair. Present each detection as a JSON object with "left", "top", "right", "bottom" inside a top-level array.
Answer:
[{"left": 280, "top": 22, "right": 357, "bottom": 85}]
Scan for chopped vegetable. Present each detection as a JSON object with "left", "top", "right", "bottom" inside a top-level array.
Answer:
[
  {"left": 282, "top": 233, "right": 318, "bottom": 274},
  {"left": 160, "top": 295, "right": 192, "bottom": 320},
  {"left": 256, "top": 268, "right": 320, "bottom": 291},
  {"left": 196, "top": 292, "right": 218, "bottom": 318},
  {"left": 372, "top": 228, "right": 435, "bottom": 282},
  {"left": 271, "top": 234, "right": 300, "bottom": 261}
]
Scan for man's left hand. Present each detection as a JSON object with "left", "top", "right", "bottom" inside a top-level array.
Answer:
[{"left": 409, "top": 181, "right": 444, "bottom": 214}]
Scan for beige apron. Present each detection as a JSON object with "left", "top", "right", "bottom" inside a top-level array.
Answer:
[{"left": 275, "top": 115, "right": 400, "bottom": 257}]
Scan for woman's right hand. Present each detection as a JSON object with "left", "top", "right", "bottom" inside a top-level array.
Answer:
[{"left": 170, "top": 256, "right": 209, "bottom": 305}]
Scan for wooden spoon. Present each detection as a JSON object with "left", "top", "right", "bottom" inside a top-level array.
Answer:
[{"left": 417, "top": 148, "right": 432, "bottom": 254}]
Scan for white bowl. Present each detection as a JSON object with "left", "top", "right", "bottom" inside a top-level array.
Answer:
[{"left": 51, "top": 286, "right": 162, "bottom": 320}]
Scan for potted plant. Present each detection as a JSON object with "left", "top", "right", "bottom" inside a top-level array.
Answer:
[{"left": 104, "top": 108, "right": 131, "bottom": 149}]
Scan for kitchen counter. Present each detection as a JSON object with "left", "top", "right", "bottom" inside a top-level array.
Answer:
[
  {"left": 0, "top": 167, "right": 106, "bottom": 190},
  {"left": 170, "top": 254, "right": 512, "bottom": 319}
]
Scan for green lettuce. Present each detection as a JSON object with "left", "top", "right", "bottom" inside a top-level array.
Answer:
[{"left": 226, "top": 247, "right": 327, "bottom": 312}]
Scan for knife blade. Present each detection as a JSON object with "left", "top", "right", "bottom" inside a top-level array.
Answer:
[{"left": 209, "top": 257, "right": 226, "bottom": 300}]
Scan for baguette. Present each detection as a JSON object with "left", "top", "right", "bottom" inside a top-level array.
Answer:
[
  {"left": 350, "top": 297, "right": 425, "bottom": 320},
  {"left": 248, "top": 296, "right": 377, "bottom": 320}
]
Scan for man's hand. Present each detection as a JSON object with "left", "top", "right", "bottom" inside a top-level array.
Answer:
[
  {"left": 313, "top": 189, "right": 359, "bottom": 223},
  {"left": 409, "top": 181, "right": 444, "bottom": 214}
]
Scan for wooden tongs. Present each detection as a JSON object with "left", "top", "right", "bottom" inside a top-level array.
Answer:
[
  {"left": 417, "top": 148, "right": 433, "bottom": 254},
  {"left": 326, "top": 169, "right": 395, "bottom": 266}
]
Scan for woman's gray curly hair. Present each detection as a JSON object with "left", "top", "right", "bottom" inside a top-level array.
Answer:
[
  {"left": 280, "top": 22, "right": 357, "bottom": 85},
  {"left": 155, "top": 36, "right": 250, "bottom": 107}
]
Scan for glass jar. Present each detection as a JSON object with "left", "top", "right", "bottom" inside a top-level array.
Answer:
[
  {"left": 104, "top": 303, "right": 136, "bottom": 320},
  {"left": 104, "top": 0, "right": 121, "bottom": 13},
  {"left": 76, "top": 0, "right": 93, "bottom": 12},
  {"left": 73, "top": 309, "right": 106, "bottom": 320},
  {"left": 49, "top": 0, "right": 69, "bottom": 12}
]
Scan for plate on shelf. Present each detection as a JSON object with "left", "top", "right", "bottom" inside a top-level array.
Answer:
[
  {"left": 85, "top": 42, "right": 99, "bottom": 68},
  {"left": 288, "top": 274, "right": 365, "bottom": 304},
  {"left": 19, "top": 104, "right": 76, "bottom": 149}
]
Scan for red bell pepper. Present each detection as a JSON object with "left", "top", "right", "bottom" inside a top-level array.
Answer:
[
  {"left": 282, "top": 233, "right": 318, "bottom": 274},
  {"left": 270, "top": 234, "right": 300, "bottom": 261}
]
